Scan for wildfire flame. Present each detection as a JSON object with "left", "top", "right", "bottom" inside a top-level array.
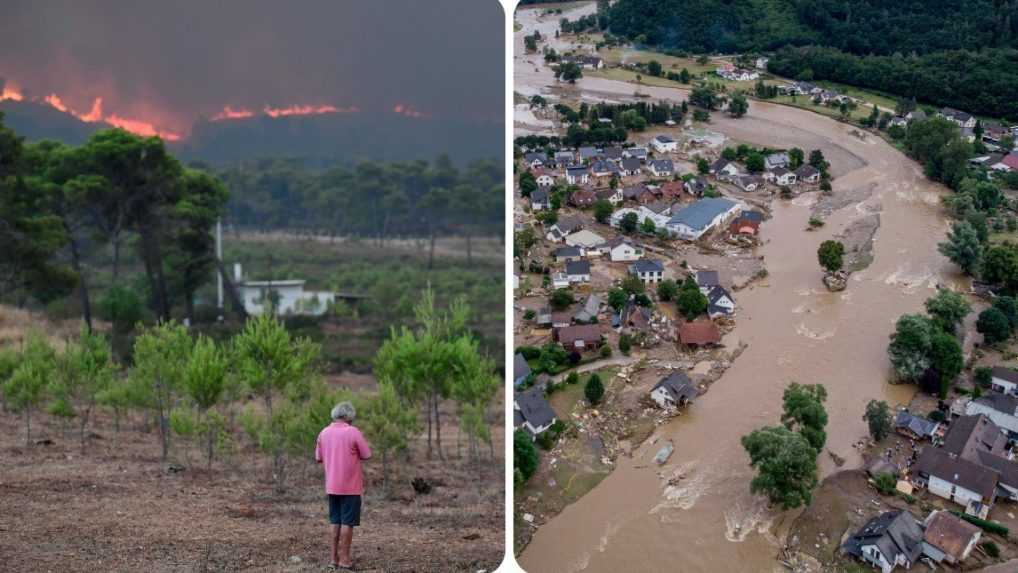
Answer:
[
  {"left": 33, "top": 93, "right": 181, "bottom": 141},
  {"left": 392, "top": 103, "right": 429, "bottom": 119},
  {"left": 210, "top": 105, "right": 255, "bottom": 121},
  {"left": 1, "top": 85, "right": 24, "bottom": 102},
  {"left": 263, "top": 104, "right": 355, "bottom": 118}
]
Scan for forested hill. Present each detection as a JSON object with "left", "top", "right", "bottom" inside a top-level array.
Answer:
[
  {"left": 606, "top": 0, "right": 1018, "bottom": 54},
  {"left": 604, "top": 0, "right": 1018, "bottom": 119}
]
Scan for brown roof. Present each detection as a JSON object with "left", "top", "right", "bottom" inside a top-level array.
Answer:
[
  {"left": 677, "top": 319, "right": 721, "bottom": 346},
  {"left": 923, "top": 511, "right": 980, "bottom": 561},
  {"left": 557, "top": 324, "right": 602, "bottom": 347},
  {"left": 943, "top": 414, "right": 1008, "bottom": 461},
  {"left": 658, "top": 181, "right": 685, "bottom": 198}
]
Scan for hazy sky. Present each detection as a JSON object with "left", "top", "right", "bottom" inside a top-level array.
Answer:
[{"left": 0, "top": 0, "right": 504, "bottom": 133}]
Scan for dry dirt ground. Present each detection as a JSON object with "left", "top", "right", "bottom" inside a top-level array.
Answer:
[{"left": 0, "top": 407, "right": 503, "bottom": 572}]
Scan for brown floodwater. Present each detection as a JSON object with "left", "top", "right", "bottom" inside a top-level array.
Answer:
[{"left": 514, "top": 6, "right": 964, "bottom": 572}]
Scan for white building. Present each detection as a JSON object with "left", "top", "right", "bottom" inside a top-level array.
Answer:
[
  {"left": 666, "top": 198, "right": 741, "bottom": 241},
  {"left": 235, "top": 264, "right": 335, "bottom": 316},
  {"left": 650, "top": 134, "right": 678, "bottom": 154},
  {"left": 607, "top": 238, "right": 643, "bottom": 262}
]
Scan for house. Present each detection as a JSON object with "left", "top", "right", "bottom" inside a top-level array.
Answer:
[
  {"left": 590, "top": 160, "right": 619, "bottom": 179},
  {"left": 643, "top": 200, "right": 673, "bottom": 218},
  {"left": 565, "top": 229, "right": 606, "bottom": 252},
  {"left": 921, "top": 510, "right": 981, "bottom": 565},
  {"left": 628, "top": 259, "right": 664, "bottom": 283},
  {"left": 982, "top": 122, "right": 1010, "bottom": 144},
  {"left": 551, "top": 310, "right": 573, "bottom": 329},
  {"left": 794, "top": 164, "right": 821, "bottom": 184},
  {"left": 556, "top": 324, "right": 602, "bottom": 352},
  {"left": 514, "top": 386, "right": 557, "bottom": 438},
  {"left": 695, "top": 270, "right": 720, "bottom": 292},
  {"left": 647, "top": 159, "right": 675, "bottom": 177},
  {"left": 553, "top": 245, "right": 583, "bottom": 263},
  {"left": 991, "top": 152, "right": 1018, "bottom": 172},
  {"left": 667, "top": 197, "right": 741, "bottom": 240},
  {"left": 623, "top": 147, "right": 648, "bottom": 161},
  {"left": 617, "top": 299, "right": 652, "bottom": 334},
  {"left": 513, "top": 353, "right": 532, "bottom": 387},
  {"left": 764, "top": 152, "right": 790, "bottom": 170},
  {"left": 677, "top": 319, "right": 721, "bottom": 347},
  {"left": 716, "top": 65, "right": 759, "bottom": 82},
  {"left": 966, "top": 392, "right": 1018, "bottom": 437},
  {"left": 577, "top": 146, "right": 600, "bottom": 161},
  {"left": 535, "top": 172, "right": 556, "bottom": 187},
  {"left": 546, "top": 215, "right": 583, "bottom": 242},
  {"left": 650, "top": 134, "right": 678, "bottom": 154},
  {"left": 622, "top": 184, "right": 652, "bottom": 203},
  {"left": 893, "top": 410, "right": 940, "bottom": 441},
  {"left": 709, "top": 158, "right": 740, "bottom": 177},
  {"left": 657, "top": 181, "right": 685, "bottom": 200},
  {"left": 535, "top": 306, "right": 553, "bottom": 327},
  {"left": 565, "top": 260, "right": 591, "bottom": 283},
  {"left": 530, "top": 188, "right": 550, "bottom": 211},
  {"left": 842, "top": 511, "right": 924, "bottom": 573},
  {"left": 569, "top": 188, "right": 597, "bottom": 207},
  {"left": 755, "top": 57, "right": 768, "bottom": 70},
  {"left": 523, "top": 151, "right": 547, "bottom": 168},
  {"left": 889, "top": 115, "right": 908, "bottom": 128},
  {"left": 705, "top": 285, "right": 735, "bottom": 318},
  {"left": 767, "top": 167, "right": 796, "bottom": 186},
  {"left": 607, "top": 237, "right": 643, "bottom": 262},
  {"left": 733, "top": 174, "right": 764, "bottom": 192},
  {"left": 939, "top": 107, "right": 976, "bottom": 129},
  {"left": 603, "top": 146, "right": 623, "bottom": 161},
  {"left": 596, "top": 187, "right": 624, "bottom": 206},
  {"left": 610, "top": 206, "right": 671, "bottom": 230},
  {"left": 551, "top": 272, "right": 570, "bottom": 289},
  {"left": 990, "top": 367, "right": 1018, "bottom": 395},
  {"left": 554, "top": 150, "right": 575, "bottom": 165},
  {"left": 729, "top": 214, "right": 761, "bottom": 236},
  {"left": 237, "top": 275, "right": 337, "bottom": 316},
  {"left": 650, "top": 372, "right": 698, "bottom": 409},
  {"left": 566, "top": 165, "right": 590, "bottom": 185},
  {"left": 619, "top": 157, "right": 642, "bottom": 176},
  {"left": 685, "top": 177, "right": 709, "bottom": 197},
  {"left": 905, "top": 109, "right": 927, "bottom": 123},
  {"left": 573, "top": 294, "right": 601, "bottom": 323}
]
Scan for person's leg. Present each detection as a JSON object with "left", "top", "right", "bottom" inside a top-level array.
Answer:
[
  {"left": 331, "top": 524, "right": 341, "bottom": 566},
  {"left": 338, "top": 525, "right": 354, "bottom": 567}
]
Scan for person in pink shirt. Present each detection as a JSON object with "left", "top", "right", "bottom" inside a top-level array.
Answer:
[{"left": 315, "top": 401, "right": 372, "bottom": 570}]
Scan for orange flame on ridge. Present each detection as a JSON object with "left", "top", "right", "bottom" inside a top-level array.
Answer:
[
  {"left": 392, "top": 103, "right": 429, "bottom": 119},
  {"left": 210, "top": 105, "right": 255, "bottom": 121},
  {"left": 1, "top": 85, "right": 24, "bottom": 102}
]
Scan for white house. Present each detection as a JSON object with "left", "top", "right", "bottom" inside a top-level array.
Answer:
[
  {"left": 705, "top": 285, "right": 736, "bottom": 318},
  {"left": 646, "top": 159, "right": 675, "bottom": 177},
  {"left": 535, "top": 173, "right": 555, "bottom": 187},
  {"left": 650, "top": 134, "right": 678, "bottom": 154},
  {"left": 628, "top": 259, "right": 664, "bottom": 283},
  {"left": 650, "top": 372, "right": 697, "bottom": 409},
  {"left": 939, "top": 108, "right": 977, "bottom": 129},
  {"left": 236, "top": 266, "right": 335, "bottom": 316},
  {"left": 565, "top": 260, "right": 591, "bottom": 283},
  {"left": 610, "top": 206, "right": 671, "bottom": 230},
  {"left": 551, "top": 272, "right": 570, "bottom": 289},
  {"left": 843, "top": 511, "right": 924, "bottom": 573},
  {"left": 666, "top": 198, "right": 741, "bottom": 240},
  {"left": 514, "top": 387, "right": 557, "bottom": 438},
  {"left": 530, "top": 188, "right": 550, "bottom": 211},
  {"left": 607, "top": 237, "right": 643, "bottom": 262},
  {"left": 922, "top": 510, "right": 981, "bottom": 565},
  {"left": 596, "top": 187, "right": 624, "bottom": 205},
  {"left": 966, "top": 393, "right": 1018, "bottom": 437},
  {"left": 709, "top": 158, "right": 740, "bottom": 177},
  {"left": 565, "top": 229, "right": 607, "bottom": 253},
  {"left": 991, "top": 367, "right": 1018, "bottom": 395},
  {"left": 767, "top": 167, "right": 797, "bottom": 186},
  {"left": 764, "top": 153, "right": 790, "bottom": 170},
  {"left": 565, "top": 166, "right": 590, "bottom": 185},
  {"left": 623, "top": 147, "right": 648, "bottom": 161}
]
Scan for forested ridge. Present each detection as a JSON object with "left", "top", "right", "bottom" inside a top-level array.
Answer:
[{"left": 604, "top": 0, "right": 1018, "bottom": 119}]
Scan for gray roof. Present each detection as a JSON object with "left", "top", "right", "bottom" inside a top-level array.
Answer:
[
  {"left": 524, "top": 151, "right": 547, "bottom": 163},
  {"left": 696, "top": 270, "right": 720, "bottom": 287},
  {"left": 554, "top": 246, "right": 582, "bottom": 259},
  {"left": 842, "top": 511, "right": 924, "bottom": 566},
  {"left": 973, "top": 392, "right": 1018, "bottom": 416},
  {"left": 554, "top": 215, "right": 584, "bottom": 234},
  {"left": 991, "top": 366, "right": 1018, "bottom": 385},
  {"left": 567, "top": 166, "right": 589, "bottom": 176},
  {"left": 622, "top": 185, "right": 649, "bottom": 199},
  {"left": 794, "top": 164, "right": 819, "bottom": 177},
  {"left": 574, "top": 294, "right": 602, "bottom": 323},
  {"left": 630, "top": 259, "right": 664, "bottom": 273},
  {"left": 649, "top": 159, "right": 674, "bottom": 172},
  {"left": 916, "top": 446, "right": 999, "bottom": 500},
  {"left": 943, "top": 414, "right": 1008, "bottom": 460},
  {"left": 626, "top": 147, "right": 648, "bottom": 157},
  {"left": 604, "top": 147, "right": 624, "bottom": 159},
  {"left": 513, "top": 353, "right": 531, "bottom": 383},
  {"left": 531, "top": 188, "right": 549, "bottom": 203},
  {"left": 654, "top": 134, "right": 675, "bottom": 144},
  {"left": 652, "top": 372, "right": 698, "bottom": 403},
  {"left": 578, "top": 146, "right": 600, "bottom": 159},
  {"left": 668, "top": 198, "right": 737, "bottom": 231},
  {"left": 515, "top": 387, "right": 556, "bottom": 432},
  {"left": 893, "top": 410, "right": 939, "bottom": 437},
  {"left": 566, "top": 260, "right": 591, "bottom": 275},
  {"left": 621, "top": 157, "right": 642, "bottom": 172},
  {"left": 554, "top": 150, "right": 575, "bottom": 161}
]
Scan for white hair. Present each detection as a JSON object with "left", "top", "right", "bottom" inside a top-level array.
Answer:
[{"left": 331, "top": 401, "right": 355, "bottom": 422}]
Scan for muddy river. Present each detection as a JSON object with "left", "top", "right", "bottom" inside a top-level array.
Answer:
[{"left": 514, "top": 5, "right": 963, "bottom": 572}]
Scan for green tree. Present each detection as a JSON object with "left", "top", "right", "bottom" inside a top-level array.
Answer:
[
  {"left": 977, "top": 307, "right": 1012, "bottom": 345},
  {"left": 656, "top": 279, "right": 680, "bottom": 301},
  {"left": 130, "top": 321, "right": 193, "bottom": 461},
  {"left": 585, "top": 373, "right": 605, "bottom": 405},
  {"left": 182, "top": 335, "right": 229, "bottom": 470},
  {"left": 863, "top": 400, "right": 892, "bottom": 441},
  {"left": 728, "top": 92, "right": 749, "bottom": 118},
  {"left": 593, "top": 199, "right": 613, "bottom": 223},
  {"left": 619, "top": 334, "right": 632, "bottom": 355},
  {"left": 556, "top": 62, "right": 583, "bottom": 83},
  {"left": 607, "top": 287, "right": 628, "bottom": 311},
  {"left": 689, "top": 84, "right": 717, "bottom": 110},
  {"left": 741, "top": 426, "right": 818, "bottom": 509},
  {"left": 888, "top": 314, "right": 935, "bottom": 382},
  {"left": 620, "top": 211, "right": 639, "bottom": 234},
  {"left": 745, "top": 152, "right": 765, "bottom": 172},
  {"left": 54, "top": 327, "right": 116, "bottom": 450},
  {"left": 640, "top": 216, "right": 657, "bottom": 234},
  {"left": 647, "top": 60, "right": 663, "bottom": 76},
  {"left": 981, "top": 242, "right": 1018, "bottom": 291},
  {"left": 817, "top": 240, "right": 845, "bottom": 273},
  {"left": 924, "top": 289, "right": 971, "bottom": 332},
  {"left": 550, "top": 288, "right": 575, "bottom": 310},
  {"left": 514, "top": 429, "right": 539, "bottom": 486},
  {"left": 780, "top": 383, "right": 828, "bottom": 451},
  {"left": 938, "top": 222, "right": 982, "bottom": 275},
  {"left": 676, "top": 278, "right": 708, "bottom": 320},
  {"left": 808, "top": 149, "right": 828, "bottom": 172},
  {"left": 788, "top": 148, "right": 805, "bottom": 170},
  {"left": 930, "top": 330, "right": 963, "bottom": 398},
  {"left": 993, "top": 296, "right": 1018, "bottom": 329},
  {"left": 362, "top": 380, "right": 419, "bottom": 493},
  {"left": 3, "top": 332, "right": 57, "bottom": 445}
]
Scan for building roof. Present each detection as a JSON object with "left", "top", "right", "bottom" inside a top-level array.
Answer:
[
  {"left": 842, "top": 511, "right": 924, "bottom": 566},
  {"left": 1001, "top": 153, "right": 1018, "bottom": 170},
  {"left": 894, "top": 410, "right": 939, "bottom": 438},
  {"left": 604, "top": 146, "right": 623, "bottom": 159},
  {"left": 668, "top": 198, "right": 738, "bottom": 231},
  {"left": 654, "top": 134, "right": 675, "bottom": 143},
  {"left": 553, "top": 215, "right": 584, "bottom": 234},
  {"left": 992, "top": 366, "right": 1018, "bottom": 385},
  {"left": 574, "top": 294, "right": 602, "bottom": 323},
  {"left": 649, "top": 159, "right": 674, "bottom": 172},
  {"left": 531, "top": 188, "right": 549, "bottom": 203},
  {"left": 565, "top": 260, "right": 591, "bottom": 276},
  {"left": 972, "top": 392, "right": 1018, "bottom": 416},
  {"left": 943, "top": 414, "right": 1008, "bottom": 460},
  {"left": 621, "top": 157, "right": 642, "bottom": 172},
  {"left": 513, "top": 353, "right": 531, "bottom": 382},
  {"left": 578, "top": 146, "right": 600, "bottom": 158},
  {"left": 652, "top": 372, "right": 698, "bottom": 404},
  {"left": 554, "top": 246, "right": 582, "bottom": 259},
  {"left": 794, "top": 164, "right": 819, "bottom": 178},
  {"left": 677, "top": 319, "right": 721, "bottom": 345},
  {"left": 923, "top": 510, "right": 981, "bottom": 562},
  {"left": 515, "top": 387, "right": 556, "bottom": 431},
  {"left": 696, "top": 270, "right": 720, "bottom": 288},
  {"left": 565, "top": 229, "right": 605, "bottom": 248},
  {"left": 630, "top": 259, "right": 664, "bottom": 273},
  {"left": 524, "top": 151, "right": 547, "bottom": 163},
  {"left": 567, "top": 165, "right": 589, "bottom": 176},
  {"left": 916, "top": 447, "right": 999, "bottom": 500},
  {"left": 557, "top": 324, "right": 602, "bottom": 347}
]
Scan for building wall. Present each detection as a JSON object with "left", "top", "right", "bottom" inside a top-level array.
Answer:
[
  {"left": 965, "top": 402, "right": 1018, "bottom": 434},
  {"left": 928, "top": 475, "right": 984, "bottom": 507}
]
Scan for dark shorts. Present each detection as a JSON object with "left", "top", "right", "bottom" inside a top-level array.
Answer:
[{"left": 328, "top": 494, "right": 362, "bottom": 526}]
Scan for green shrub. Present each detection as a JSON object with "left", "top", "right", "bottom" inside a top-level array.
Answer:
[
  {"left": 873, "top": 472, "right": 897, "bottom": 495},
  {"left": 952, "top": 511, "right": 1010, "bottom": 536},
  {"left": 983, "top": 540, "right": 1000, "bottom": 558},
  {"left": 600, "top": 345, "right": 612, "bottom": 358}
]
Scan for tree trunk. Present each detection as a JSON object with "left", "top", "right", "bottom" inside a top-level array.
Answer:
[
  {"left": 424, "top": 400, "right": 433, "bottom": 460},
  {"left": 79, "top": 405, "right": 91, "bottom": 452},
  {"left": 66, "top": 232, "right": 93, "bottom": 333},
  {"left": 382, "top": 450, "right": 389, "bottom": 497},
  {"left": 434, "top": 393, "right": 444, "bottom": 461},
  {"left": 207, "top": 416, "right": 214, "bottom": 471}
]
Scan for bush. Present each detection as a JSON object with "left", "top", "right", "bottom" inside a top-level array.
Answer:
[
  {"left": 983, "top": 541, "right": 1000, "bottom": 558},
  {"left": 928, "top": 409, "right": 946, "bottom": 422},
  {"left": 566, "top": 372, "right": 579, "bottom": 385},
  {"left": 585, "top": 374, "right": 604, "bottom": 405},
  {"left": 515, "top": 346, "right": 541, "bottom": 360},
  {"left": 952, "top": 511, "right": 1010, "bottom": 536},
  {"left": 600, "top": 345, "right": 612, "bottom": 358},
  {"left": 873, "top": 472, "right": 897, "bottom": 495},
  {"left": 974, "top": 366, "right": 993, "bottom": 388},
  {"left": 619, "top": 334, "right": 632, "bottom": 355},
  {"left": 513, "top": 430, "right": 540, "bottom": 485},
  {"left": 523, "top": 309, "right": 536, "bottom": 320}
]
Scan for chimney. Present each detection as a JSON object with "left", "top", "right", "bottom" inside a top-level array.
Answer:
[{"left": 234, "top": 263, "right": 243, "bottom": 282}]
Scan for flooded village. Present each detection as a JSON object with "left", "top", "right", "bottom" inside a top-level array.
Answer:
[{"left": 512, "top": 2, "right": 1018, "bottom": 572}]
